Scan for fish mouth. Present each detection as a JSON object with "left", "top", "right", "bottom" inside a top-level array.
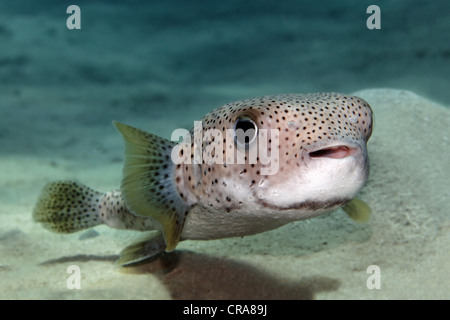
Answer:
[{"left": 308, "top": 145, "right": 358, "bottom": 159}]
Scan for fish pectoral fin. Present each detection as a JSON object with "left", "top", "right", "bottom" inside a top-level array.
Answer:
[
  {"left": 343, "top": 198, "right": 372, "bottom": 223},
  {"left": 116, "top": 232, "right": 167, "bottom": 266},
  {"left": 113, "top": 121, "right": 190, "bottom": 251}
]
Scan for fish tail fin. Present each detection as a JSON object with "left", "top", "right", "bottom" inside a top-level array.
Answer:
[{"left": 33, "top": 181, "right": 104, "bottom": 233}]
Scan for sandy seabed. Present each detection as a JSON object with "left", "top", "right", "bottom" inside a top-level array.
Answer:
[{"left": 0, "top": 88, "right": 449, "bottom": 299}]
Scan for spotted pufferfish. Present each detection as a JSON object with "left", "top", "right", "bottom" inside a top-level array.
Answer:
[{"left": 33, "top": 93, "right": 373, "bottom": 266}]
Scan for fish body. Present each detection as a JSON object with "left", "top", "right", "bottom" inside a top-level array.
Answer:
[{"left": 33, "top": 93, "right": 373, "bottom": 265}]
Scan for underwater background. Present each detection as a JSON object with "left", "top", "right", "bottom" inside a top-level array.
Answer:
[{"left": 0, "top": 0, "right": 449, "bottom": 299}]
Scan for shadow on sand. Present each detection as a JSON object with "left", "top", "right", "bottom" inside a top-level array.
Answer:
[{"left": 121, "top": 250, "right": 340, "bottom": 300}]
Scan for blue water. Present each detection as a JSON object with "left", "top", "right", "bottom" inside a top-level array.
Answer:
[{"left": 1, "top": 1, "right": 449, "bottom": 100}]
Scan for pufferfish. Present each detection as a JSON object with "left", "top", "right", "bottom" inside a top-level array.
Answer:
[{"left": 33, "top": 93, "right": 373, "bottom": 266}]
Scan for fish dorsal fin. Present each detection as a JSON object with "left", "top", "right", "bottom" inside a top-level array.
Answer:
[
  {"left": 113, "top": 121, "right": 190, "bottom": 251},
  {"left": 342, "top": 198, "right": 372, "bottom": 223}
]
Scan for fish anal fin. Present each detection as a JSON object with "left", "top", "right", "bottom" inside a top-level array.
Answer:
[{"left": 116, "top": 232, "right": 167, "bottom": 267}]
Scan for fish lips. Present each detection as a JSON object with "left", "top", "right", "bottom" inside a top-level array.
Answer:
[
  {"left": 305, "top": 140, "right": 370, "bottom": 181},
  {"left": 308, "top": 144, "right": 358, "bottom": 159},
  {"left": 305, "top": 139, "right": 368, "bottom": 160}
]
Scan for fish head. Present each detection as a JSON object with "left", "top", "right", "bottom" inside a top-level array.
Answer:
[{"left": 188, "top": 93, "right": 373, "bottom": 218}]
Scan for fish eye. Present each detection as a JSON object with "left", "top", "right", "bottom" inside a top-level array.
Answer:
[{"left": 233, "top": 116, "right": 258, "bottom": 150}]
